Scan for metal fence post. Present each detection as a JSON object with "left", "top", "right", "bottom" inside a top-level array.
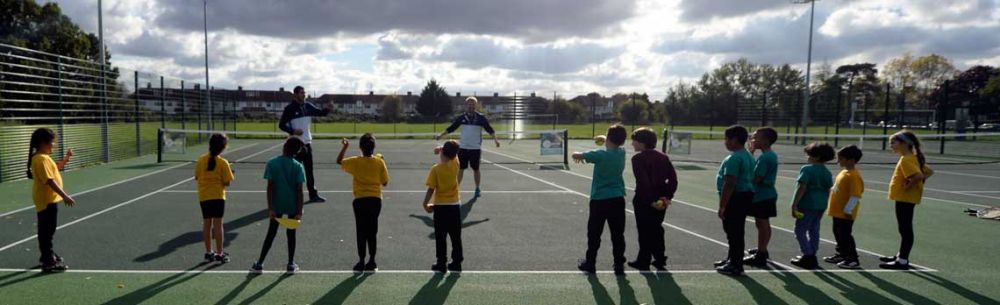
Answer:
[
  {"left": 57, "top": 57, "right": 65, "bottom": 158},
  {"left": 180, "top": 80, "right": 186, "bottom": 130},
  {"left": 134, "top": 70, "right": 141, "bottom": 157},
  {"left": 939, "top": 80, "right": 948, "bottom": 154},
  {"left": 883, "top": 83, "right": 891, "bottom": 150},
  {"left": 160, "top": 76, "right": 165, "bottom": 129}
]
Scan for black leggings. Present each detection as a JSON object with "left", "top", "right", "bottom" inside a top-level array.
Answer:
[
  {"left": 294, "top": 144, "right": 317, "bottom": 196},
  {"left": 722, "top": 192, "right": 753, "bottom": 266},
  {"left": 832, "top": 217, "right": 857, "bottom": 259},
  {"left": 256, "top": 217, "right": 297, "bottom": 264},
  {"left": 37, "top": 204, "right": 58, "bottom": 264},
  {"left": 353, "top": 197, "right": 382, "bottom": 262},
  {"left": 433, "top": 205, "right": 463, "bottom": 264},
  {"left": 895, "top": 202, "right": 916, "bottom": 260},
  {"left": 586, "top": 197, "right": 626, "bottom": 265},
  {"left": 632, "top": 199, "right": 666, "bottom": 265}
]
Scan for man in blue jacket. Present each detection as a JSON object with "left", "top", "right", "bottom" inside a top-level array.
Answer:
[
  {"left": 435, "top": 97, "right": 500, "bottom": 198},
  {"left": 278, "top": 86, "right": 332, "bottom": 203}
]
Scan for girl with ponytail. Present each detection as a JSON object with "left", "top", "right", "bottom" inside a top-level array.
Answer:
[
  {"left": 195, "top": 133, "right": 235, "bottom": 263},
  {"left": 28, "top": 128, "right": 75, "bottom": 272},
  {"left": 880, "top": 130, "right": 934, "bottom": 270}
]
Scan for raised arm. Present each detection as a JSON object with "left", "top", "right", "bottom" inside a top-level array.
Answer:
[
  {"left": 278, "top": 105, "right": 295, "bottom": 135},
  {"left": 56, "top": 149, "right": 73, "bottom": 170},
  {"left": 437, "top": 116, "right": 463, "bottom": 140},
  {"left": 336, "top": 139, "right": 349, "bottom": 164}
]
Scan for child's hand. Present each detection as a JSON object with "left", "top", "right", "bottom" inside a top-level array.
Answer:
[
  {"left": 424, "top": 204, "right": 434, "bottom": 213},
  {"left": 65, "top": 149, "right": 74, "bottom": 159},
  {"left": 294, "top": 213, "right": 302, "bottom": 220},
  {"left": 341, "top": 138, "right": 349, "bottom": 146},
  {"left": 717, "top": 206, "right": 725, "bottom": 219},
  {"left": 269, "top": 211, "right": 277, "bottom": 219},
  {"left": 293, "top": 129, "right": 304, "bottom": 136},
  {"left": 63, "top": 196, "right": 75, "bottom": 206},
  {"left": 433, "top": 147, "right": 442, "bottom": 155}
]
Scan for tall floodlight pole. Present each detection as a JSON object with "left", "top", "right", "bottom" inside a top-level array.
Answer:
[
  {"left": 204, "top": 0, "right": 212, "bottom": 130},
  {"left": 98, "top": 0, "right": 110, "bottom": 162},
  {"left": 794, "top": 0, "right": 818, "bottom": 135}
]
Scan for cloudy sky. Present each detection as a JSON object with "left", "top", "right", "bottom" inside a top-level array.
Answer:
[{"left": 50, "top": 0, "right": 1000, "bottom": 97}]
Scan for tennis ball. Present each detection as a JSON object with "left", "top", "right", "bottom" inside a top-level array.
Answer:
[
  {"left": 117, "top": 284, "right": 125, "bottom": 289},
  {"left": 594, "top": 135, "right": 606, "bottom": 146},
  {"left": 293, "top": 129, "right": 304, "bottom": 136},
  {"left": 793, "top": 211, "right": 804, "bottom": 219},
  {"left": 651, "top": 199, "right": 666, "bottom": 211}
]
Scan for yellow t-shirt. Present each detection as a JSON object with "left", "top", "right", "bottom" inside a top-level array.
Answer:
[
  {"left": 828, "top": 169, "right": 864, "bottom": 219},
  {"left": 425, "top": 158, "right": 460, "bottom": 205},
  {"left": 194, "top": 154, "right": 234, "bottom": 202},
  {"left": 31, "top": 154, "right": 63, "bottom": 211},
  {"left": 340, "top": 155, "right": 389, "bottom": 199},
  {"left": 888, "top": 155, "right": 930, "bottom": 204}
]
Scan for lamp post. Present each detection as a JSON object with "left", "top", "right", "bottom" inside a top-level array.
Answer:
[{"left": 793, "top": 0, "right": 818, "bottom": 135}]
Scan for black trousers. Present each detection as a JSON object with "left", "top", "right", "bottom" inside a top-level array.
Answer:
[
  {"left": 585, "top": 197, "right": 626, "bottom": 265},
  {"left": 895, "top": 201, "right": 916, "bottom": 259},
  {"left": 257, "top": 217, "right": 297, "bottom": 265},
  {"left": 832, "top": 217, "right": 857, "bottom": 259},
  {"left": 722, "top": 192, "right": 753, "bottom": 267},
  {"left": 632, "top": 199, "right": 666, "bottom": 265},
  {"left": 37, "top": 204, "right": 58, "bottom": 264},
  {"left": 353, "top": 197, "right": 382, "bottom": 262},
  {"left": 294, "top": 144, "right": 317, "bottom": 196},
  {"left": 433, "top": 205, "right": 463, "bottom": 264}
]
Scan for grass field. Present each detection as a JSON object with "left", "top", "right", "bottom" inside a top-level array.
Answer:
[{"left": 0, "top": 133, "right": 998, "bottom": 304}]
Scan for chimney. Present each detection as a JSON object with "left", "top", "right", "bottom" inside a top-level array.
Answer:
[
  {"left": 279, "top": 87, "right": 285, "bottom": 92},
  {"left": 407, "top": 91, "right": 412, "bottom": 96},
  {"left": 456, "top": 92, "right": 461, "bottom": 97},
  {"left": 493, "top": 92, "right": 499, "bottom": 97},
  {"left": 369, "top": 91, "right": 374, "bottom": 95}
]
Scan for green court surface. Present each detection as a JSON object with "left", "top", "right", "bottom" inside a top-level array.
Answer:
[{"left": 1, "top": 135, "right": 999, "bottom": 305}]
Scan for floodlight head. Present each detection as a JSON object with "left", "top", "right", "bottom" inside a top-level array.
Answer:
[{"left": 791, "top": 0, "right": 818, "bottom": 3}]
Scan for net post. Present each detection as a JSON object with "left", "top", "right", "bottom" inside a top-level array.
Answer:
[
  {"left": 563, "top": 129, "right": 570, "bottom": 168},
  {"left": 883, "top": 83, "right": 890, "bottom": 150},
  {"left": 157, "top": 128, "right": 164, "bottom": 163},
  {"left": 134, "top": 70, "right": 141, "bottom": 158},
  {"left": 661, "top": 128, "right": 668, "bottom": 153},
  {"left": 939, "top": 80, "right": 948, "bottom": 154}
]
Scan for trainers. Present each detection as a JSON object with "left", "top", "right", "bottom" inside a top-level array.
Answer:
[
  {"left": 878, "top": 255, "right": 897, "bottom": 263},
  {"left": 613, "top": 263, "right": 625, "bottom": 276},
  {"left": 651, "top": 260, "right": 667, "bottom": 271},
  {"left": 364, "top": 261, "right": 378, "bottom": 273},
  {"left": 716, "top": 263, "right": 744, "bottom": 276},
  {"left": 823, "top": 254, "right": 846, "bottom": 264},
  {"left": 308, "top": 195, "right": 327, "bottom": 203},
  {"left": 746, "top": 248, "right": 758, "bottom": 255},
  {"left": 204, "top": 252, "right": 216, "bottom": 263},
  {"left": 41, "top": 261, "right": 68, "bottom": 273},
  {"left": 577, "top": 259, "right": 596, "bottom": 274},
  {"left": 627, "top": 260, "right": 650, "bottom": 271},
  {"left": 474, "top": 188, "right": 481, "bottom": 198},
  {"left": 432, "top": 262, "right": 448, "bottom": 273},
  {"left": 286, "top": 263, "right": 300, "bottom": 274},
  {"left": 249, "top": 262, "right": 263, "bottom": 274},
  {"left": 837, "top": 260, "right": 861, "bottom": 270},
  {"left": 352, "top": 261, "right": 365, "bottom": 273},
  {"left": 447, "top": 262, "right": 462, "bottom": 272},
  {"left": 215, "top": 252, "right": 231, "bottom": 264},
  {"left": 713, "top": 258, "right": 730, "bottom": 267},
  {"left": 879, "top": 260, "right": 910, "bottom": 270},
  {"left": 790, "top": 255, "right": 818, "bottom": 269},
  {"left": 743, "top": 252, "right": 769, "bottom": 267}
]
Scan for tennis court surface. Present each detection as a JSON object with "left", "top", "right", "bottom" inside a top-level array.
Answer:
[{"left": 1, "top": 129, "right": 999, "bottom": 305}]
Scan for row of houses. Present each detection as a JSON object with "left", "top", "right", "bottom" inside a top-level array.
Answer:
[{"left": 134, "top": 87, "right": 621, "bottom": 119}]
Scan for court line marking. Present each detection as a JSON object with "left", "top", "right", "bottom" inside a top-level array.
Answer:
[
  {"left": 481, "top": 155, "right": 799, "bottom": 271},
  {"left": 778, "top": 169, "right": 1000, "bottom": 202},
  {"left": 484, "top": 149, "right": 937, "bottom": 272},
  {"left": 0, "top": 268, "right": 935, "bottom": 275},
  {"left": 955, "top": 191, "right": 1000, "bottom": 194},
  {"left": 160, "top": 190, "right": 572, "bottom": 194},
  {"left": 0, "top": 143, "right": 284, "bottom": 254},
  {"left": 775, "top": 171, "right": 991, "bottom": 209}
]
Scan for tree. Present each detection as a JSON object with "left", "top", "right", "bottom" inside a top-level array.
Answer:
[
  {"left": 615, "top": 93, "right": 651, "bottom": 125},
  {"left": 911, "top": 54, "right": 958, "bottom": 107},
  {"left": 380, "top": 95, "right": 404, "bottom": 122},
  {"left": 1, "top": 1, "right": 110, "bottom": 63},
  {"left": 931, "top": 66, "right": 999, "bottom": 117},
  {"left": 415, "top": 79, "right": 451, "bottom": 120},
  {"left": 547, "top": 97, "right": 586, "bottom": 123}
]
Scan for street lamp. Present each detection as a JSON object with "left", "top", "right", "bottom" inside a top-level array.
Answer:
[
  {"left": 203, "top": 0, "right": 212, "bottom": 130},
  {"left": 793, "top": 0, "right": 818, "bottom": 135}
]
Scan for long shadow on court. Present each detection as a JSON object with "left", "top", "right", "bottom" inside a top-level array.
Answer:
[
  {"left": 734, "top": 275, "right": 791, "bottom": 305},
  {"left": 135, "top": 201, "right": 319, "bottom": 262},
  {"left": 860, "top": 272, "right": 942, "bottom": 305},
  {"left": 815, "top": 271, "right": 902, "bottom": 305},
  {"left": 586, "top": 274, "right": 615, "bottom": 305},
  {"left": 406, "top": 273, "right": 460, "bottom": 305},
  {"left": 408, "top": 197, "right": 490, "bottom": 239},
  {"left": 641, "top": 273, "right": 693, "bottom": 305},
  {"left": 312, "top": 274, "right": 371, "bottom": 305},
  {"left": 908, "top": 271, "right": 1000, "bottom": 305},
  {"left": 214, "top": 274, "right": 259, "bottom": 305},
  {"left": 101, "top": 262, "right": 219, "bottom": 305},
  {"left": 235, "top": 274, "right": 292, "bottom": 305},
  {"left": 0, "top": 271, "right": 52, "bottom": 289}
]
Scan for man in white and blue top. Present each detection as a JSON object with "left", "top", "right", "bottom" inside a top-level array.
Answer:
[
  {"left": 435, "top": 97, "right": 500, "bottom": 198},
  {"left": 278, "top": 86, "right": 332, "bottom": 203}
]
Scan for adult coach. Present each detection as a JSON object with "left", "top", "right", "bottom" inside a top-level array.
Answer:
[
  {"left": 278, "top": 85, "right": 332, "bottom": 203},
  {"left": 435, "top": 97, "right": 500, "bottom": 198}
]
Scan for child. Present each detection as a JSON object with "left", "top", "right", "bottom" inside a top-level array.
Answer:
[
  {"left": 744, "top": 127, "right": 779, "bottom": 267},
  {"left": 194, "top": 133, "right": 234, "bottom": 264},
  {"left": 422, "top": 140, "right": 463, "bottom": 273},
  {"left": 713, "top": 125, "right": 755, "bottom": 276},
  {"left": 880, "top": 130, "right": 933, "bottom": 270},
  {"left": 825, "top": 145, "right": 864, "bottom": 269},
  {"left": 790, "top": 142, "right": 835, "bottom": 269},
  {"left": 627, "top": 127, "right": 677, "bottom": 271},
  {"left": 251, "top": 137, "right": 307, "bottom": 274},
  {"left": 572, "top": 124, "right": 628, "bottom": 275},
  {"left": 27, "top": 128, "right": 75, "bottom": 272},
  {"left": 337, "top": 133, "right": 389, "bottom": 273}
]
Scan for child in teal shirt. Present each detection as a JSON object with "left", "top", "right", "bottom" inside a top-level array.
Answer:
[
  {"left": 744, "top": 127, "right": 779, "bottom": 266},
  {"left": 790, "top": 142, "right": 835, "bottom": 269},
  {"left": 714, "top": 125, "right": 755, "bottom": 276},
  {"left": 251, "top": 137, "right": 307, "bottom": 275},
  {"left": 572, "top": 124, "right": 628, "bottom": 275}
]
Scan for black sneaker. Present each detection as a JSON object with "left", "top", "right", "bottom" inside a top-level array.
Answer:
[
  {"left": 308, "top": 195, "right": 327, "bottom": 203},
  {"left": 790, "top": 255, "right": 818, "bottom": 269},
  {"left": 353, "top": 261, "right": 365, "bottom": 273},
  {"left": 651, "top": 260, "right": 667, "bottom": 271},
  {"left": 837, "top": 259, "right": 861, "bottom": 270},
  {"left": 716, "top": 263, "right": 744, "bottom": 276},
  {"left": 627, "top": 260, "right": 650, "bottom": 271},
  {"left": 879, "top": 260, "right": 910, "bottom": 270},
  {"left": 823, "top": 254, "right": 845, "bottom": 264},
  {"left": 249, "top": 262, "right": 263, "bottom": 274},
  {"left": 879, "top": 255, "right": 897, "bottom": 263},
  {"left": 713, "top": 258, "right": 730, "bottom": 267},
  {"left": 215, "top": 252, "right": 231, "bottom": 264},
  {"left": 365, "top": 261, "right": 378, "bottom": 273},
  {"left": 577, "top": 259, "right": 596, "bottom": 274},
  {"left": 447, "top": 262, "right": 462, "bottom": 272},
  {"left": 41, "top": 261, "right": 68, "bottom": 273},
  {"left": 431, "top": 262, "right": 448, "bottom": 273},
  {"left": 743, "top": 252, "right": 768, "bottom": 267},
  {"left": 204, "top": 252, "right": 216, "bottom": 263},
  {"left": 746, "top": 248, "right": 758, "bottom": 255},
  {"left": 613, "top": 263, "right": 625, "bottom": 276}
]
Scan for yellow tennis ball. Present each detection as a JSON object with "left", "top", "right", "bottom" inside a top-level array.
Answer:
[
  {"left": 595, "top": 135, "right": 606, "bottom": 146},
  {"left": 794, "top": 211, "right": 804, "bottom": 219}
]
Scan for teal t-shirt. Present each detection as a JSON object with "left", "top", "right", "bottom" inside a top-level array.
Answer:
[
  {"left": 582, "top": 147, "right": 626, "bottom": 200},
  {"left": 716, "top": 150, "right": 755, "bottom": 194},
  {"left": 795, "top": 164, "right": 833, "bottom": 211},
  {"left": 263, "top": 156, "right": 306, "bottom": 216},
  {"left": 752, "top": 150, "right": 779, "bottom": 202}
]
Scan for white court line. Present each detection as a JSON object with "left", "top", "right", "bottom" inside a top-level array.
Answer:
[
  {"left": 160, "top": 190, "right": 571, "bottom": 194},
  {"left": 485, "top": 149, "right": 937, "bottom": 272},
  {"left": 482, "top": 156, "right": 798, "bottom": 271},
  {"left": 775, "top": 171, "right": 991, "bottom": 209},
  {"left": 956, "top": 191, "right": 1000, "bottom": 194},
  {"left": 0, "top": 143, "right": 284, "bottom": 254},
  {"left": 0, "top": 268, "right": 934, "bottom": 275},
  {"left": 0, "top": 144, "right": 259, "bottom": 219}
]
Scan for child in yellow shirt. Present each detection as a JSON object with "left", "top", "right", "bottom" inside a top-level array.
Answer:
[
  {"left": 27, "top": 128, "right": 75, "bottom": 272},
  {"left": 881, "top": 130, "right": 933, "bottom": 270},
  {"left": 194, "top": 133, "right": 234, "bottom": 263},
  {"left": 337, "top": 133, "right": 389, "bottom": 273},
  {"left": 422, "top": 140, "right": 462, "bottom": 273},
  {"left": 824, "top": 145, "right": 864, "bottom": 269}
]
